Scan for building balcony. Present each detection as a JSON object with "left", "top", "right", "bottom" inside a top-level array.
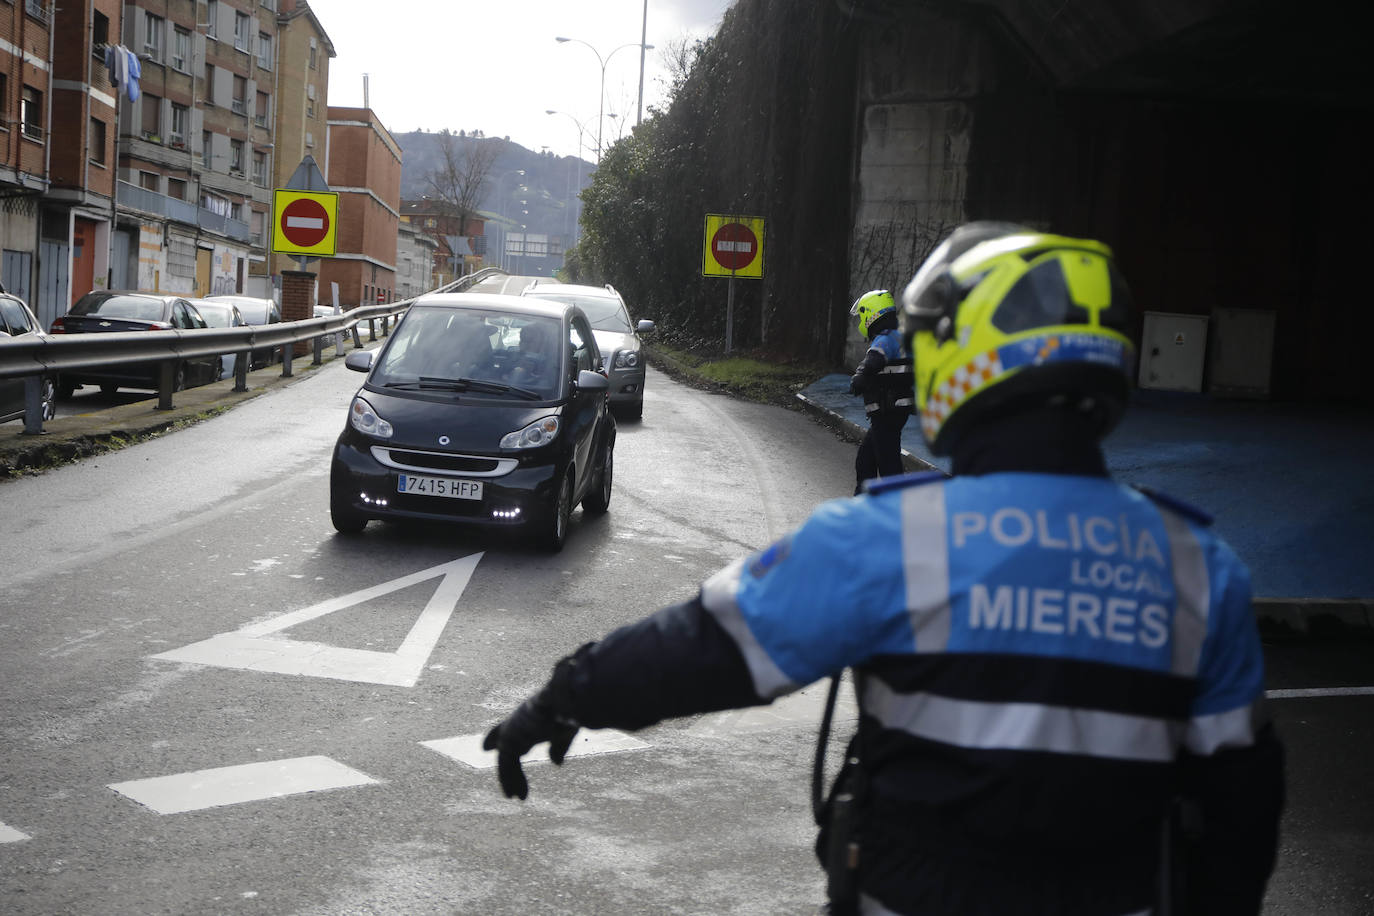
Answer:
[{"left": 116, "top": 180, "right": 250, "bottom": 243}]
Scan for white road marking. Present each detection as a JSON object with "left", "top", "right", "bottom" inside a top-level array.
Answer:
[
  {"left": 1267, "top": 686, "right": 1374, "bottom": 699},
  {"left": 150, "top": 554, "right": 482, "bottom": 687},
  {"left": 423, "top": 729, "right": 650, "bottom": 769},
  {"left": 109, "top": 755, "right": 380, "bottom": 815},
  {"left": 0, "top": 821, "right": 31, "bottom": 843}
]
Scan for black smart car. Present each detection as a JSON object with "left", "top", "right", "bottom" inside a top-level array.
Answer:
[{"left": 329, "top": 292, "right": 616, "bottom": 551}]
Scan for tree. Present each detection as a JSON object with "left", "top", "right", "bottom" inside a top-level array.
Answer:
[{"left": 424, "top": 130, "right": 499, "bottom": 236}]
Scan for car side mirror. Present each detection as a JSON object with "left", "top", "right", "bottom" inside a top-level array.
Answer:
[
  {"left": 345, "top": 350, "right": 374, "bottom": 373},
  {"left": 637, "top": 320, "right": 655, "bottom": 333},
  {"left": 576, "top": 369, "right": 609, "bottom": 391}
]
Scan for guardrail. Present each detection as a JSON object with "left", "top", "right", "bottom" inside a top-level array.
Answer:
[{"left": 0, "top": 268, "right": 507, "bottom": 435}]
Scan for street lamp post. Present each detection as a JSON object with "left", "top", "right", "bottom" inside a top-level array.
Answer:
[
  {"left": 554, "top": 37, "right": 653, "bottom": 161},
  {"left": 546, "top": 110, "right": 591, "bottom": 248},
  {"left": 493, "top": 169, "right": 526, "bottom": 272}
]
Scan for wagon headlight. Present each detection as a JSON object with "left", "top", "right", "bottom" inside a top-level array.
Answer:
[
  {"left": 501, "top": 416, "right": 560, "bottom": 449},
  {"left": 349, "top": 395, "right": 393, "bottom": 439},
  {"left": 613, "top": 350, "right": 639, "bottom": 369}
]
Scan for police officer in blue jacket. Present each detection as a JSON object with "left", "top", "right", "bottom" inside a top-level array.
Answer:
[
  {"left": 848, "top": 290, "right": 915, "bottom": 494},
  {"left": 484, "top": 223, "right": 1285, "bottom": 916}
]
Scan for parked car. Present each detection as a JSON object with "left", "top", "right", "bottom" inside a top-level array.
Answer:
[
  {"left": 188, "top": 298, "right": 246, "bottom": 379},
  {"left": 205, "top": 295, "right": 281, "bottom": 370},
  {"left": 329, "top": 292, "right": 616, "bottom": 551},
  {"left": 0, "top": 292, "right": 56, "bottom": 424},
  {"left": 520, "top": 282, "right": 654, "bottom": 419},
  {"left": 49, "top": 291, "right": 222, "bottom": 397}
]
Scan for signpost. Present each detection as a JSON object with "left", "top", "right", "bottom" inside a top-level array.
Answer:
[{"left": 703, "top": 214, "right": 765, "bottom": 353}]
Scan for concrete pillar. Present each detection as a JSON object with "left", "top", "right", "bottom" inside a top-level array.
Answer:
[{"left": 281, "top": 269, "right": 315, "bottom": 358}]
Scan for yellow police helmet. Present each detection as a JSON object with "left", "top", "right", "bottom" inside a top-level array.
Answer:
[
  {"left": 899, "top": 222, "right": 1135, "bottom": 456},
  {"left": 850, "top": 290, "right": 896, "bottom": 340}
]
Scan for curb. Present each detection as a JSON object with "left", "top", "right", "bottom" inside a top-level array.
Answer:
[{"left": 793, "top": 394, "right": 1373, "bottom": 640}]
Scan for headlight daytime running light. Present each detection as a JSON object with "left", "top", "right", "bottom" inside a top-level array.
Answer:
[
  {"left": 501, "top": 416, "right": 561, "bottom": 449},
  {"left": 614, "top": 350, "right": 639, "bottom": 369},
  {"left": 349, "top": 395, "right": 393, "bottom": 439}
]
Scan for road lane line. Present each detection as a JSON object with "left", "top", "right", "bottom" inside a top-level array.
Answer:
[
  {"left": 109, "top": 756, "right": 380, "bottom": 815},
  {"left": 0, "top": 821, "right": 30, "bottom": 843},
  {"left": 1267, "top": 686, "right": 1374, "bottom": 699},
  {"left": 423, "top": 729, "right": 650, "bottom": 769}
]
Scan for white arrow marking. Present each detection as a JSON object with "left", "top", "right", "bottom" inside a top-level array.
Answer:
[{"left": 151, "top": 554, "right": 482, "bottom": 687}]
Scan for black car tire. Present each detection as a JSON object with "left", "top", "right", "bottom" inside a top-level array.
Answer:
[
  {"left": 540, "top": 471, "right": 573, "bottom": 552},
  {"left": 173, "top": 363, "right": 187, "bottom": 392},
  {"left": 582, "top": 440, "right": 613, "bottom": 516},
  {"left": 330, "top": 492, "right": 369, "bottom": 534}
]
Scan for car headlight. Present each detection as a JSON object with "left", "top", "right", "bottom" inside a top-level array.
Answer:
[
  {"left": 613, "top": 350, "right": 639, "bottom": 369},
  {"left": 349, "top": 395, "right": 393, "bottom": 439},
  {"left": 501, "top": 416, "right": 560, "bottom": 449}
]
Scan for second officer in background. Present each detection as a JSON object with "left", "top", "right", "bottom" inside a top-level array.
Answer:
[{"left": 848, "top": 290, "right": 913, "bottom": 494}]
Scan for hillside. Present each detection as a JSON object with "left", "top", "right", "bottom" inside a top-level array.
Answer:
[{"left": 393, "top": 130, "right": 593, "bottom": 243}]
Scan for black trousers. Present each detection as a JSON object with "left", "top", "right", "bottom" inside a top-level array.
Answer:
[{"left": 855, "top": 412, "right": 910, "bottom": 495}]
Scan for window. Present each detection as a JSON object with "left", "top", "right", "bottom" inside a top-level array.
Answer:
[
  {"left": 252, "top": 150, "right": 267, "bottom": 185},
  {"left": 204, "top": 64, "right": 215, "bottom": 104},
  {"left": 205, "top": 0, "right": 218, "bottom": 39},
  {"left": 230, "top": 138, "right": 244, "bottom": 172},
  {"left": 167, "top": 178, "right": 187, "bottom": 200},
  {"left": 25, "top": 0, "right": 51, "bottom": 25},
  {"left": 141, "top": 92, "right": 162, "bottom": 139},
  {"left": 172, "top": 28, "right": 189, "bottom": 71},
  {"left": 89, "top": 117, "right": 106, "bottom": 163},
  {"left": 304, "top": 130, "right": 313, "bottom": 148},
  {"left": 306, "top": 97, "right": 314, "bottom": 118},
  {"left": 255, "top": 90, "right": 270, "bottom": 127},
  {"left": 234, "top": 12, "right": 250, "bottom": 52},
  {"left": 202, "top": 129, "right": 213, "bottom": 166},
  {"left": 230, "top": 202, "right": 243, "bottom": 222},
  {"left": 144, "top": 13, "right": 164, "bottom": 62},
  {"left": 21, "top": 86, "right": 43, "bottom": 141},
  {"left": 251, "top": 210, "right": 265, "bottom": 245},
  {"left": 232, "top": 75, "right": 246, "bottom": 114},
  {"left": 92, "top": 12, "right": 109, "bottom": 51},
  {"left": 201, "top": 190, "right": 229, "bottom": 217},
  {"left": 166, "top": 105, "right": 187, "bottom": 148},
  {"left": 0, "top": 74, "right": 8, "bottom": 124},
  {"left": 139, "top": 171, "right": 160, "bottom": 192},
  {"left": 257, "top": 32, "right": 272, "bottom": 69},
  {"left": 308, "top": 37, "right": 317, "bottom": 69}
]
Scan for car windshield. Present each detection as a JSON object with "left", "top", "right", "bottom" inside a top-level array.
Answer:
[
  {"left": 193, "top": 303, "right": 236, "bottom": 327},
  {"left": 530, "top": 294, "right": 630, "bottom": 333},
  {"left": 373, "top": 307, "right": 563, "bottom": 400},
  {"left": 70, "top": 293, "right": 164, "bottom": 321}
]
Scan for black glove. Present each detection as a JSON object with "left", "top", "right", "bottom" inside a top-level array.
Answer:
[{"left": 482, "top": 694, "right": 579, "bottom": 800}]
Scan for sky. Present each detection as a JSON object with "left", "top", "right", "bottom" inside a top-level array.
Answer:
[{"left": 313, "top": 0, "right": 735, "bottom": 162}]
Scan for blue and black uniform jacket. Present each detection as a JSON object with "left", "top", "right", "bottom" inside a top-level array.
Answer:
[{"left": 550, "top": 471, "right": 1283, "bottom": 915}]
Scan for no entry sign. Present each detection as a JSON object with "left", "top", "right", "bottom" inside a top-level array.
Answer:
[
  {"left": 703, "top": 214, "right": 765, "bottom": 279},
  {"left": 272, "top": 189, "right": 339, "bottom": 257}
]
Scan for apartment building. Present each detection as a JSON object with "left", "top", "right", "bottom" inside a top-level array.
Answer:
[
  {"left": 107, "top": 0, "right": 279, "bottom": 300},
  {"left": 395, "top": 220, "right": 436, "bottom": 301},
  {"left": 2, "top": 0, "right": 125, "bottom": 329},
  {"left": 317, "top": 105, "right": 399, "bottom": 309},
  {"left": 399, "top": 197, "right": 487, "bottom": 289}
]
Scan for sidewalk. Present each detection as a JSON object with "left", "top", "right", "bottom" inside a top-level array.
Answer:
[
  {"left": 0, "top": 340, "right": 374, "bottom": 478},
  {"left": 797, "top": 374, "right": 1374, "bottom": 637}
]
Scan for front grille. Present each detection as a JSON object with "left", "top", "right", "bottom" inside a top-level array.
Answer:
[{"left": 388, "top": 450, "right": 499, "bottom": 473}]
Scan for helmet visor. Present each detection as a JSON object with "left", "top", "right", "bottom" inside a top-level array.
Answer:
[{"left": 990, "top": 257, "right": 1132, "bottom": 336}]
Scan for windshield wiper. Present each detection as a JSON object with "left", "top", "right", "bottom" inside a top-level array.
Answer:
[{"left": 385, "top": 376, "right": 542, "bottom": 399}]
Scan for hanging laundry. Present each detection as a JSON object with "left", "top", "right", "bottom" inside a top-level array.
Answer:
[{"left": 125, "top": 47, "right": 141, "bottom": 102}]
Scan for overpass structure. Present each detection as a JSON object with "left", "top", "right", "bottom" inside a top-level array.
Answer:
[{"left": 841, "top": 0, "right": 1370, "bottom": 404}]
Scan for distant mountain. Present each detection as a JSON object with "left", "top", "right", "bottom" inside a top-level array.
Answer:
[{"left": 393, "top": 130, "right": 593, "bottom": 243}]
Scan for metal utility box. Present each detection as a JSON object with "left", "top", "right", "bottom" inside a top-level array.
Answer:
[
  {"left": 1207, "top": 308, "right": 1277, "bottom": 398},
  {"left": 1138, "top": 311, "right": 1209, "bottom": 392}
]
